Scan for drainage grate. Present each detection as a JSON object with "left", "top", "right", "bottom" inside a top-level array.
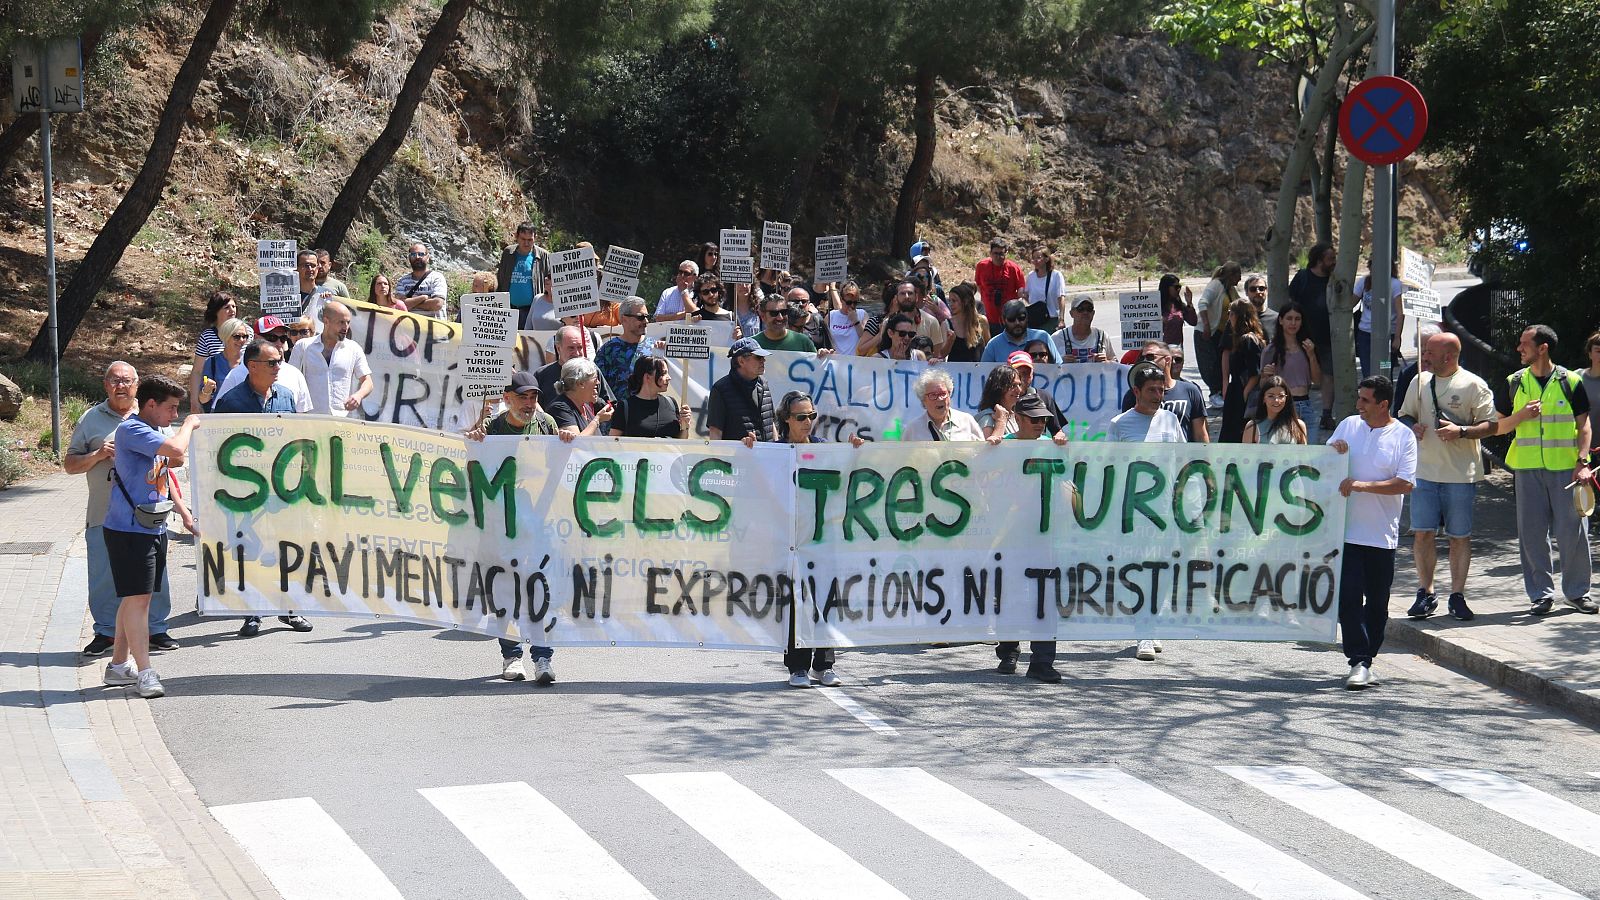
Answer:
[{"left": 0, "top": 542, "right": 54, "bottom": 555}]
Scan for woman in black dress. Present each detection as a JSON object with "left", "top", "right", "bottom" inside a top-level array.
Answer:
[{"left": 614, "top": 356, "right": 691, "bottom": 438}]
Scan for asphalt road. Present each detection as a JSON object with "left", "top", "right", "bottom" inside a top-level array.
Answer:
[{"left": 141, "top": 530, "right": 1600, "bottom": 900}]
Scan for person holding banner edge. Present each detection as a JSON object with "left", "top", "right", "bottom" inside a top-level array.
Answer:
[
  {"left": 708, "top": 338, "right": 777, "bottom": 445},
  {"left": 1111, "top": 361, "right": 1189, "bottom": 661},
  {"left": 615, "top": 356, "right": 691, "bottom": 439},
  {"left": 994, "top": 391, "right": 1069, "bottom": 683}
]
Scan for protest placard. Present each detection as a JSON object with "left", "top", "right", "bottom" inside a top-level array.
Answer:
[
  {"left": 460, "top": 345, "right": 514, "bottom": 399},
  {"left": 1402, "top": 288, "right": 1442, "bottom": 324},
  {"left": 550, "top": 246, "right": 601, "bottom": 318},
  {"left": 646, "top": 320, "right": 734, "bottom": 349},
  {"left": 259, "top": 269, "right": 299, "bottom": 317},
  {"left": 1117, "top": 291, "right": 1163, "bottom": 350},
  {"left": 760, "top": 222, "right": 792, "bottom": 271},
  {"left": 720, "top": 228, "right": 752, "bottom": 259},
  {"left": 600, "top": 245, "right": 645, "bottom": 303},
  {"left": 1400, "top": 246, "right": 1435, "bottom": 290},
  {"left": 815, "top": 234, "right": 848, "bottom": 283},
  {"left": 256, "top": 240, "right": 296, "bottom": 271},
  {"left": 661, "top": 324, "right": 712, "bottom": 360},
  {"left": 720, "top": 255, "right": 755, "bottom": 284},
  {"left": 459, "top": 292, "right": 516, "bottom": 347}
]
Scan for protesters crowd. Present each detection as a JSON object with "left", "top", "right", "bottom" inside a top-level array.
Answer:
[{"left": 68, "top": 227, "right": 1599, "bottom": 700}]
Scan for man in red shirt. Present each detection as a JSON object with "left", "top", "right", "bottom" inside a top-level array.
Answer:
[{"left": 974, "top": 237, "right": 1026, "bottom": 327}]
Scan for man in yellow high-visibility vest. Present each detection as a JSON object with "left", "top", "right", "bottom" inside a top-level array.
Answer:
[{"left": 1494, "top": 325, "right": 1595, "bottom": 615}]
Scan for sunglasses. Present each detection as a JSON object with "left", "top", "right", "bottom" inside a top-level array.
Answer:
[
  {"left": 1004, "top": 315, "right": 1028, "bottom": 323},
  {"left": 764, "top": 309, "right": 787, "bottom": 317},
  {"left": 230, "top": 333, "right": 252, "bottom": 341},
  {"left": 700, "top": 287, "right": 722, "bottom": 295},
  {"left": 289, "top": 328, "right": 312, "bottom": 336},
  {"left": 1141, "top": 353, "right": 1167, "bottom": 362},
  {"left": 252, "top": 358, "right": 284, "bottom": 367},
  {"left": 678, "top": 270, "right": 695, "bottom": 276},
  {"left": 1029, "top": 352, "right": 1051, "bottom": 361},
  {"left": 792, "top": 412, "right": 817, "bottom": 421},
  {"left": 893, "top": 330, "right": 916, "bottom": 338},
  {"left": 625, "top": 313, "right": 648, "bottom": 321}
]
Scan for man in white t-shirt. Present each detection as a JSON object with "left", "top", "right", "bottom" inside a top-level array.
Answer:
[
  {"left": 293, "top": 301, "right": 374, "bottom": 416},
  {"left": 1327, "top": 374, "right": 1418, "bottom": 689},
  {"left": 654, "top": 261, "right": 699, "bottom": 321},
  {"left": 1109, "top": 361, "right": 1186, "bottom": 662}
]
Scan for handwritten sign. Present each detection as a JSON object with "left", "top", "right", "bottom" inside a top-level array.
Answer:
[
  {"left": 1402, "top": 288, "right": 1442, "bottom": 325},
  {"left": 815, "top": 234, "right": 848, "bottom": 283},
  {"left": 599, "top": 245, "right": 645, "bottom": 303},
  {"left": 259, "top": 269, "right": 299, "bottom": 317},
  {"left": 460, "top": 345, "right": 514, "bottom": 399},
  {"left": 760, "top": 222, "right": 792, "bottom": 271},
  {"left": 550, "top": 246, "right": 601, "bottom": 318},
  {"left": 720, "top": 228, "right": 752, "bottom": 259},
  {"left": 1401, "top": 246, "right": 1435, "bottom": 290},
  {"left": 460, "top": 293, "right": 516, "bottom": 347},
  {"left": 256, "top": 240, "right": 297, "bottom": 272},
  {"left": 721, "top": 255, "right": 755, "bottom": 284},
  {"left": 661, "top": 324, "right": 712, "bottom": 360},
  {"left": 1117, "top": 292, "right": 1163, "bottom": 350}
]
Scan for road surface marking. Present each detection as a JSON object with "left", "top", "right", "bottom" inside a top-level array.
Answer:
[
  {"left": 419, "top": 781, "right": 656, "bottom": 899},
  {"left": 817, "top": 688, "right": 898, "bottom": 735},
  {"left": 209, "top": 797, "right": 403, "bottom": 900},
  {"left": 1028, "top": 767, "right": 1367, "bottom": 900},
  {"left": 1221, "top": 765, "right": 1585, "bottom": 900},
  {"left": 1409, "top": 769, "right": 1600, "bottom": 859},
  {"left": 832, "top": 767, "right": 1145, "bottom": 900},
  {"left": 629, "top": 771, "right": 908, "bottom": 900}
]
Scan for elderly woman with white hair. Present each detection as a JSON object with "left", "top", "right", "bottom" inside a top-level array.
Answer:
[
  {"left": 195, "top": 317, "right": 252, "bottom": 412},
  {"left": 901, "top": 368, "right": 985, "bottom": 441},
  {"left": 544, "top": 357, "right": 614, "bottom": 441}
]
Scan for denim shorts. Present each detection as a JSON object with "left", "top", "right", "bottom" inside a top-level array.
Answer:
[{"left": 1409, "top": 479, "right": 1477, "bottom": 538}]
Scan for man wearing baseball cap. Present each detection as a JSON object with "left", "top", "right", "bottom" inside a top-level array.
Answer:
[
  {"left": 994, "top": 390, "right": 1068, "bottom": 682},
  {"left": 707, "top": 338, "right": 776, "bottom": 444},
  {"left": 212, "top": 316, "right": 314, "bottom": 412},
  {"left": 1008, "top": 347, "right": 1067, "bottom": 436}
]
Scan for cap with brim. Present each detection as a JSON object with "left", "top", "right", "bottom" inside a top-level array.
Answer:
[
  {"left": 728, "top": 337, "right": 771, "bottom": 358},
  {"left": 1015, "top": 393, "right": 1051, "bottom": 419},
  {"left": 255, "top": 314, "right": 286, "bottom": 334},
  {"left": 1071, "top": 296, "right": 1095, "bottom": 311},
  {"left": 507, "top": 370, "right": 540, "bottom": 394},
  {"left": 1128, "top": 360, "right": 1164, "bottom": 389},
  {"left": 1007, "top": 350, "right": 1033, "bottom": 369}
]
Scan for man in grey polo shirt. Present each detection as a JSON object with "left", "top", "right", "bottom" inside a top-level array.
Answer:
[{"left": 63, "top": 362, "right": 188, "bottom": 654}]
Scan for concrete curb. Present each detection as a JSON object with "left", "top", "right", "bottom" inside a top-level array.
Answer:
[{"left": 1385, "top": 617, "right": 1600, "bottom": 730}]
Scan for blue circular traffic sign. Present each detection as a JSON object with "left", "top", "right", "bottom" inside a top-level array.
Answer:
[{"left": 1339, "top": 75, "right": 1429, "bottom": 166}]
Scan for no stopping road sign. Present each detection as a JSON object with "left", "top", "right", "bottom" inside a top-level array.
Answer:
[{"left": 1339, "top": 75, "right": 1429, "bottom": 166}]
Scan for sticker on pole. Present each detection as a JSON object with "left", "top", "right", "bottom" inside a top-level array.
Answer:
[{"left": 1339, "top": 75, "right": 1428, "bottom": 167}]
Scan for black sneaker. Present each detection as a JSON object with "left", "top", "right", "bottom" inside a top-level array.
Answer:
[
  {"left": 149, "top": 633, "right": 179, "bottom": 651},
  {"left": 1567, "top": 596, "right": 1599, "bottom": 614},
  {"left": 996, "top": 653, "right": 1019, "bottom": 675},
  {"left": 1406, "top": 589, "right": 1437, "bottom": 619},
  {"left": 1025, "top": 667, "right": 1063, "bottom": 684},
  {"left": 238, "top": 616, "right": 261, "bottom": 637},
  {"left": 1529, "top": 598, "right": 1555, "bottom": 616},
  {"left": 82, "top": 634, "right": 115, "bottom": 656},
  {"left": 279, "top": 614, "right": 314, "bottom": 632},
  {"left": 1447, "top": 593, "right": 1474, "bottom": 621}
]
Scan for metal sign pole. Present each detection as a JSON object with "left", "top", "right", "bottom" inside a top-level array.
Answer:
[
  {"left": 40, "top": 50, "right": 62, "bottom": 456},
  {"left": 1371, "top": 0, "right": 1396, "bottom": 386}
]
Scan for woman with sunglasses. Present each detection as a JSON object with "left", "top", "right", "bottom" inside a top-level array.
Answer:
[
  {"left": 1243, "top": 375, "right": 1308, "bottom": 445},
  {"left": 875, "top": 313, "right": 927, "bottom": 361},
  {"left": 775, "top": 390, "right": 860, "bottom": 687},
  {"left": 195, "top": 318, "right": 251, "bottom": 412},
  {"left": 613, "top": 355, "right": 692, "bottom": 439}
]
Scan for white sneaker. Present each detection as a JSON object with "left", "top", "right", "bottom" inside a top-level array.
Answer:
[
  {"left": 501, "top": 657, "right": 526, "bottom": 681},
  {"left": 103, "top": 661, "right": 138, "bottom": 686},
  {"left": 787, "top": 672, "right": 812, "bottom": 688},
  {"left": 811, "top": 668, "right": 842, "bottom": 687},
  {"left": 532, "top": 657, "right": 555, "bottom": 685},
  {"left": 1135, "top": 640, "right": 1157, "bottom": 661},
  {"left": 1208, "top": 393, "right": 1224, "bottom": 409},
  {"left": 1152, "top": 640, "right": 1164, "bottom": 653},
  {"left": 1345, "top": 664, "right": 1371, "bottom": 690},
  {"left": 136, "top": 669, "right": 165, "bottom": 699}
]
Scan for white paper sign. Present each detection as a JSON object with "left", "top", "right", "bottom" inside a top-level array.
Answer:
[
  {"left": 1117, "top": 292, "right": 1163, "bottom": 350},
  {"left": 662, "top": 324, "right": 713, "bottom": 360},
  {"left": 720, "top": 228, "right": 752, "bottom": 259},
  {"left": 1400, "top": 246, "right": 1435, "bottom": 290},
  {"left": 815, "top": 234, "right": 848, "bottom": 283},
  {"left": 721, "top": 255, "right": 755, "bottom": 284},
  {"left": 459, "top": 293, "right": 516, "bottom": 347},
  {"left": 550, "top": 246, "right": 602, "bottom": 318},
  {"left": 460, "top": 345, "right": 514, "bottom": 399},
  {"left": 646, "top": 320, "right": 735, "bottom": 349},
  {"left": 259, "top": 269, "right": 300, "bottom": 317},
  {"left": 1402, "top": 288, "right": 1442, "bottom": 325},
  {"left": 600, "top": 245, "right": 645, "bottom": 303},
  {"left": 760, "top": 222, "right": 792, "bottom": 271},
  {"left": 256, "top": 240, "right": 297, "bottom": 272}
]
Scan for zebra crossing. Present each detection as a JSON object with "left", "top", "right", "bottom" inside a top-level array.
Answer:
[{"left": 209, "top": 765, "right": 1600, "bottom": 900}]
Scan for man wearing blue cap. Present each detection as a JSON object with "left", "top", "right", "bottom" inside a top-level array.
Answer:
[{"left": 708, "top": 338, "right": 777, "bottom": 445}]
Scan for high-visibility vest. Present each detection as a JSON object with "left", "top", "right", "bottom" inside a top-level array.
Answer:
[{"left": 1505, "top": 366, "right": 1582, "bottom": 471}]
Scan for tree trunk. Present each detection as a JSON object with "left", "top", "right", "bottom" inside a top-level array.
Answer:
[
  {"left": 889, "top": 65, "right": 936, "bottom": 260},
  {"left": 313, "top": 0, "right": 474, "bottom": 256},
  {"left": 778, "top": 88, "right": 839, "bottom": 224},
  {"left": 1264, "top": 19, "right": 1374, "bottom": 310},
  {"left": 24, "top": 5, "right": 236, "bottom": 362},
  {"left": 1314, "top": 97, "right": 1340, "bottom": 244},
  {"left": 0, "top": 29, "right": 103, "bottom": 173},
  {"left": 1328, "top": 52, "right": 1384, "bottom": 420}
]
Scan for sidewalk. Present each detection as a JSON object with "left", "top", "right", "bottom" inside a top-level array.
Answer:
[{"left": 0, "top": 473, "right": 276, "bottom": 899}]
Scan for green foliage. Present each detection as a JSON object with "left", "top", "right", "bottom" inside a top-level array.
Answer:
[
  {"left": 242, "top": 0, "right": 401, "bottom": 58},
  {"left": 3, "top": 361, "right": 105, "bottom": 401},
  {"left": 1417, "top": 0, "right": 1600, "bottom": 362},
  {"left": 1152, "top": 0, "right": 1315, "bottom": 67},
  {"left": 0, "top": 445, "right": 24, "bottom": 489}
]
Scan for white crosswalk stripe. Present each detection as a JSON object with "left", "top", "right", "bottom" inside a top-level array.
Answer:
[
  {"left": 629, "top": 770, "right": 910, "bottom": 900},
  {"left": 1027, "top": 767, "right": 1368, "bottom": 900},
  {"left": 1221, "top": 765, "right": 1587, "bottom": 900},
  {"left": 830, "top": 766, "right": 1145, "bottom": 900},
  {"left": 419, "top": 781, "right": 656, "bottom": 900},
  {"left": 209, "top": 797, "right": 404, "bottom": 900},
  {"left": 1408, "top": 768, "right": 1600, "bottom": 859}
]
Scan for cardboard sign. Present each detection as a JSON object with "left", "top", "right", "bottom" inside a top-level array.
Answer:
[
  {"left": 256, "top": 240, "right": 297, "bottom": 272},
  {"left": 720, "top": 228, "right": 752, "bottom": 259},
  {"left": 1400, "top": 246, "right": 1435, "bottom": 290},
  {"left": 549, "top": 246, "right": 601, "bottom": 318},
  {"left": 721, "top": 255, "right": 755, "bottom": 284},
  {"left": 259, "top": 269, "right": 300, "bottom": 317},
  {"left": 815, "top": 234, "right": 848, "bottom": 283},
  {"left": 1402, "top": 288, "right": 1442, "bottom": 325},
  {"left": 459, "top": 293, "right": 516, "bottom": 347},
  {"left": 599, "top": 245, "right": 645, "bottom": 304},
  {"left": 1117, "top": 292, "right": 1163, "bottom": 350},
  {"left": 760, "top": 222, "right": 792, "bottom": 271},
  {"left": 460, "top": 345, "right": 514, "bottom": 399},
  {"left": 661, "top": 324, "right": 712, "bottom": 360}
]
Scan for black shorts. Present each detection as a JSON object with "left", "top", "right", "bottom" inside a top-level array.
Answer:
[{"left": 102, "top": 528, "right": 168, "bottom": 598}]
